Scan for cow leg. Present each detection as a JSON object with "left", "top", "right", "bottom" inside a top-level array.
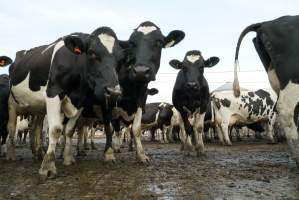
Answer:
[
  {"left": 90, "top": 127, "right": 97, "bottom": 150},
  {"left": 220, "top": 122, "right": 232, "bottom": 145},
  {"left": 163, "top": 126, "right": 170, "bottom": 143},
  {"left": 194, "top": 112, "right": 205, "bottom": 156},
  {"left": 23, "top": 130, "right": 28, "bottom": 144},
  {"left": 39, "top": 96, "right": 63, "bottom": 177},
  {"left": 266, "top": 116, "right": 276, "bottom": 143},
  {"left": 17, "top": 131, "right": 22, "bottom": 146},
  {"left": 0, "top": 126, "right": 8, "bottom": 157},
  {"left": 76, "top": 126, "right": 87, "bottom": 157},
  {"left": 276, "top": 83, "right": 299, "bottom": 166},
  {"left": 63, "top": 110, "right": 82, "bottom": 166},
  {"left": 112, "top": 119, "right": 122, "bottom": 153},
  {"left": 104, "top": 123, "right": 116, "bottom": 162},
  {"left": 6, "top": 102, "right": 17, "bottom": 161},
  {"left": 167, "top": 123, "right": 174, "bottom": 143},
  {"left": 132, "top": 107, "right": 149, "bottom": 163},
  {"left": 129, "top": 128, "right": 134, "bottom": 151},
  {"left": 33, "top": 115, "right": 45, "bottom": 160},
  {"left": 83, "top": 127, "right": 89, "bottom": 150},
  {"left": 216, "top": 125, "right": 225, "bottom": 144}
]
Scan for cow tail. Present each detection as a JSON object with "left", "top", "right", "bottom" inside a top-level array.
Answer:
[{"left": 233, "top": 22, "right": 262, "bottom": 97}]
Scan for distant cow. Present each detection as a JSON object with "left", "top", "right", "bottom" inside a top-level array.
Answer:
[
  {"left": 233, "top": 15, "right": 299, "bottom": 166},
  {"left": 112, "top": 21, "right": 185, "bottom": 163},
  {"left": 7, "top": 27, "right": 122, "bottom": 178},
  {"left": 171, "top": 50, "right": 219, "bottom": 156},
  {"left": 0, "top": 56, "right": 13, "bottom": 156},
  {"left": 212, "top": 89, "right": 277, "bottom": 145}
]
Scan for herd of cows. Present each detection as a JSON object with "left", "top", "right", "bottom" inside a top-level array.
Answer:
[{"left": 0, "top": 15, "right": 299, "bottom": 179}]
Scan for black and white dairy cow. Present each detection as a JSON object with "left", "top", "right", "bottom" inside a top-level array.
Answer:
[
  {"left": 0, "top": 56, "right": 13, "bottom": 156},
  {"left": 112, "top": 21, "right": 185, "bottom": 163},
  {"left": 171, "top": 50, "right": 219, "bottom": 155},
  {"left": 233, "top": 15, "right": 299, "bottom": 165},
  {"left": 7, "top": 27, "right": 122, "bottom": 177},
  {"left": 141, "top": 102, "right": 183, "bottom": 143},
  {"left": 212, "top": 89, "right": 277, "bottom": 145}
]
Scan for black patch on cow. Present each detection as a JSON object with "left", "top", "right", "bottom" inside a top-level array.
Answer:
[
  {"left": 220, "top": 98, "right": 231, "bottom": 107},
  {"left": 248, "top": 92, "right": 254, "bottom": 97},
  {"left": 293, "top": 102, "right": 299, "bottom": 128}
]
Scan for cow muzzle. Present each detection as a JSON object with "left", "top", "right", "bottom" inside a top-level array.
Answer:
[
  {"left": 187, "top": 82, "right": 199, "bottom": 90},
  {"left": 105, "top": 85, "right": 122, "bottom": 100},
  {"left": 132, "top": 65, "right": 151, "bottom": 81}
]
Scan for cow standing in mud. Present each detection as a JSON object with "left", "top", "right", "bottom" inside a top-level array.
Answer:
[
  {"left": 171, "top": 50, "right": 219, "bottom": 155},
  {"left": 112, "top": 21, "right": 185, "bottom": 163},
  {"left": 0, "top": 56, "right": 13, "bottom": 156},
  {"left": 212, "top": 89, "right": 277, "bottom": 145},
  {"left": 234, "top": 15, "right": 299, "bottom": 166},
  {"left": 7, "top": 27, "right": 122, "bottom": 178}
]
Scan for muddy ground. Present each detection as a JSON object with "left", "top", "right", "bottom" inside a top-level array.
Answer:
[{"left": 0, "top": 139, "right": 299, "bottom": 200}]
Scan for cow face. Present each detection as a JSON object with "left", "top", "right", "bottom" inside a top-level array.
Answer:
[
  {"left": 121, "top": 21, "right": 185, "bottom": 83},
  {"left": 170, "top": 50, "right": 219, "bottom": 91},
  {"left": 0, "top": 56, "right": 12, "bottom": 67},
  {"left": 64, "top": 27, "right": 123, "bottom": 102}
]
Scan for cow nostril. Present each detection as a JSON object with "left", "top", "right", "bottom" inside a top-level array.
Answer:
[
  {"left": 187, "top": 82, "right": 198, "bottom": 89},
  {"left": 105, "top": 85, "right": 122, "bottom": 97}
]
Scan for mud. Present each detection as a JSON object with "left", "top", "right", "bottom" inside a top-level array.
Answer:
[{"left": 0, "top": 140, "right": 298, "bottom": 200}]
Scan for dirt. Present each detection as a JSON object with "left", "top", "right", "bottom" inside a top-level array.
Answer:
[{"left": 0, "top": 139, "right": 298, "bottom": 200}]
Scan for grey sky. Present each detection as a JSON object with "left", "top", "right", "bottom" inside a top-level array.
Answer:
[{"left": 1, "top": 0, "right": 298, "bottom": 102}]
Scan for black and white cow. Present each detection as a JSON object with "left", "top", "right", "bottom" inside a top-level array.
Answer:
[
  {"left": 112, "top": 21, "right": 185, "bottom": 163},
  {"left": 171, "top": 50, "right": 219, "bottom": 155},
  {"left": 0, "top": 56, "right": 13, "bottom": 156},
  {"left": 212, "top": 89, "right": 277, "bottom": 145},
  {"left": 233, "top": 15, "right": 299, "bottom": 165},
  {"left": 7, "top": 27, "right": 123, "bottom": 177}
]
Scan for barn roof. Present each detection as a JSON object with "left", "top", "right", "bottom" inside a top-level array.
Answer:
[{"left": 212, "top": 81, "right": 249, "bottom": 92}]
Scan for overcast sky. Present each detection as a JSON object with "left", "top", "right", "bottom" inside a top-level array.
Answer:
[{"left": 1, "top": 0, "right": 298, "bottom": 103}]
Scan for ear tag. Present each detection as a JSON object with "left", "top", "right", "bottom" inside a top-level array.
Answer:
[
  {"left": 73, "top": 47, "right": 82, "bottom": 55},
  {"left": 0, "top": 60, "right": 5, "bottom": 66}
]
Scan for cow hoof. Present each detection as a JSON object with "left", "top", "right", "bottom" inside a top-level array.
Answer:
[
  {"left": 63, "top": 155, "right": 76, "bottom": 166},
  {"left": 104, "top": 148, "right": 116, "bottom": 163},
  {"left": 39, "top": 153, "right": 57, "bottom": 178},
  {"left": 76, "top": 150, "right": 87, "bottom": 157},
  {"left": 226, "top": 141, "right": 232, "bottom": 146},
  {"left": 137, "top": 154, "right": 150, "bottom": 164}
]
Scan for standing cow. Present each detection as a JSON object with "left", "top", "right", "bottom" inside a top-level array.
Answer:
[
  {"left": 233, "top": 15, "right": 299, "bottom": 166},
  {"left": 0, "top": 56, "right": 13, "bottom": 156},
  {"left": 7, "top": 27, "right": 122, "bottom": 178},
  {"left": 212, "top": 89, "right": 277, "bottom": 145},
  {"left": 112, "top": 21, "right": 185, "bottom": 163},
  {"left": 171, "top": 50, "right": 219, "bottom": 155}
]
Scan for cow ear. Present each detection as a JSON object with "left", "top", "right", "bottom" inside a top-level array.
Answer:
[
  {"left": 63, "top": 36, "right": 85, "bottom": 55},
  {"left": 164, "top": 30, "right": 185, "bottom": 48},
  {"left": 147, "top": 88, "right": 159, "bottom": 96},
  {"left": 0, "top": 56, "right": 12, "bottom": 67},
  {"left": 204, "top": 57, "right": 219, "bottom": 68},
  {"left": 169, "top": 59, "right": 183, "bottom": 69}
]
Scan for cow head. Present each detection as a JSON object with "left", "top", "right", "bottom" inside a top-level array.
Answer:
[
  {"left": 170, "top": 50, "right": 219, "bottom": 91},
  {"left": 120, "top": 21, "right": 185, "bottom": 83},
  {"left": 64, "top": 27, "right": 123, "bottom": 102},
  {"left": 0, "top": 56, "right": 12, "bottom": 67}
]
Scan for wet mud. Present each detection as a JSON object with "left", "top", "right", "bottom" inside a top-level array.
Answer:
[{"left": 0, "top": 139, "right": 298, "bottom": 200}]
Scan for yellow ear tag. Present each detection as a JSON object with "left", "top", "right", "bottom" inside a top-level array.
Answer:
[{"left": 73, "top": 47, "right": 82, "bottom": 55}]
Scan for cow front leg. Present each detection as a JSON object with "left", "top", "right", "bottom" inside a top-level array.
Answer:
[
  {"left": 39, "top": 96, "right": 63, "bottom": 178},
  {"left": 104, "top": 123, "right": 116, "bottom": 162},
  {"left": 76, "top": 126, "right": 87, "bottom": 157},
  {"left": 90, "top": 127, "right": 97, "bottom": 150},
  {"left": 33, "top": 115, "right": 45, "bottom": 160},
  {"left": 63, "top": 110, "right": 82, "bottom": 166},
  {"left": 132, "top": 107, "right": 149, "bottom": 163},
  {"left": 221, "top": 122, "right": 232, "bottom": 146},
  {"left": 194, "top": 112, "right": 205, "bottom": 156},
  {"left": 6, "top": 100, "right": 17, "bottom": 161},
  {"left": 112, "top": 119, "right": 122, "bottom": 153}
]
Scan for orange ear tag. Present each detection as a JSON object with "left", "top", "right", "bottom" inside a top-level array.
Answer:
[{"left": 73, "top": 47, "right": 82, "bottom": 55}]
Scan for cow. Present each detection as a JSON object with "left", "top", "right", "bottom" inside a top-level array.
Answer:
[
  {"left": 0, "top": 56, "right": 13, "bottom": 156},
  {"left": 7, "top": 27, "right": 123, "bottom": 178},
  {"left": 233, "top": 15, "right": 299, "bottom": 166},
  {"left": 111, "top": 21, "right": 185, "bottom": 163},
  {"left": 212, "top": 89, "right": 277, "bottom": 145},
  {"left": 16, "top": 116, "right": 31, "bottom": 145},
  {"left": 171, "top": 50, "right": 220, "bottom": 156}
]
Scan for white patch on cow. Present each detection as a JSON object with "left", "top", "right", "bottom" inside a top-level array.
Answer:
[
  {"left": 41, "top": 43, "right": 56, "bottom": 54},
  {"left": 98, "top": 33, "right": 115, "bottom": 54},
  {"left": 186, "top": 55, "right": 200, "bottom": 63},
  {"left": 141, "top": 109, "right": 160, "bottom": 129},
  {"left": 16, "top": 117, "right": 29, "bottom": 133},
  {"left": 277, "top": 81, "right": 299, "bottom": 140},
  {"left": 137, "top": 26, "right": 157, "bottom": 35},
  {"left": 267, "top": 68, "right": 280, "bottom": 95},
  {"left": 61, "top": 96, "right": 78, "bottom": 118},
  {"left": 51, "top": 40, "right": 64, "bottom": 66},
  {"left": 159, "top": 102, "right": 167, "bottom": 107},
  {"left": 10, "top": 73, "right": 47, "bottom": 112}
]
